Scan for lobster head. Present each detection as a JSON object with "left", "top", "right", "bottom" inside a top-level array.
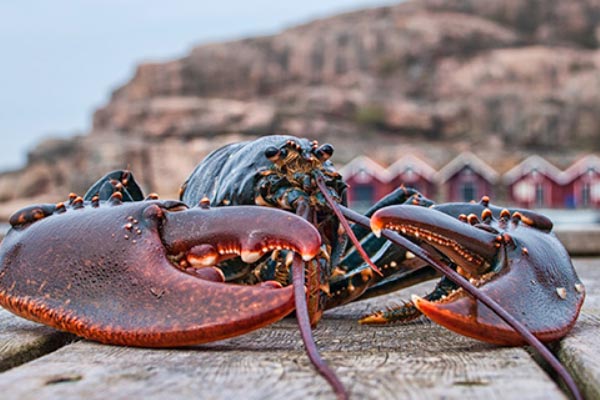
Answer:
[
  {"left": 180, "top": 135, "right": 349, "bottom": 265},
  {"left": 371, "top": 199, "right": 585, "bottom": 345}
]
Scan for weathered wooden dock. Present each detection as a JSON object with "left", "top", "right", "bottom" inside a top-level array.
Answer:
[{"left": 0, "top": 258, "right": 597, "bottom": 399}]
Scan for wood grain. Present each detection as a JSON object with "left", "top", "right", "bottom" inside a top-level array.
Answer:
[
  {"left": 555, "top": 229, "right": 600, "bottom": 256},
  {"left": 0, "top": 321, "right": 566, "bottom": 400},
  {"left": 0, "top": 309, "right": 74, "bottom": 372},
  {"left": 557, "top": 258, "right": 600, "bottom": 400},
  {"left": 0, "top": 275, "right": 567, "bottom": 399}
]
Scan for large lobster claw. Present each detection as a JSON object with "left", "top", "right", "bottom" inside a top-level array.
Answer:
[
  {"left": 371, "top": 203, "right": 585, "bottom": 345},
  {"left": 0, "top": 200, "right": 321, "bottom": 347}
]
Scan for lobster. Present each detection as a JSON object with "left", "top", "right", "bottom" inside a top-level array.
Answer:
[{"left": 0, "top": 135, "right": 585, "bottom": 399}]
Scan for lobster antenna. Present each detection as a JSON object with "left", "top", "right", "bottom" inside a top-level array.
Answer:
[
  {"left": 315, "top": 176, "right": 382, "bottom": 276},
  {"left": 340, "top": 205, "right": 582, "bottom": 400},
  {"left": 291, "top": 255, "right": 348, "bottom": 400}
]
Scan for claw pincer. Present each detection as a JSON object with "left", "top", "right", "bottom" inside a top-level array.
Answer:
[
  {"left": 371, "top": 202, "right": 585, "bottom": 345},
  {"left": 0, "top": 199, "right": 320, "bottom": 347}
]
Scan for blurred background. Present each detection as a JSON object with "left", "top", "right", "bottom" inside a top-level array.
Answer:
[{"left": 1, "top": 0, "right": 599, "bottom": 230}]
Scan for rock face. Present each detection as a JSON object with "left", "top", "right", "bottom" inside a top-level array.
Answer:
[
  {"left": 2, "top": 0, "right": 600, "bottom": 217},
  {"left": 93, "top": 0, "right": 600, "bottom": 150}
]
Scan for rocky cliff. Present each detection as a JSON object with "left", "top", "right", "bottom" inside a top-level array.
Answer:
[{"left": 2, "top": 0, "right": 600, "bottom": 218}]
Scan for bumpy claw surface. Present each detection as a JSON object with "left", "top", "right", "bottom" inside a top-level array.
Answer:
[
  {"left": 371, "top": 203, "right": 585, "bottom": 345},
  {"left": 0, "top": 200, "right": 321, "bottom": 347}
]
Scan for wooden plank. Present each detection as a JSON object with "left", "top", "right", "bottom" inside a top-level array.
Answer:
[
  {"left": 555, "top": 228, "right": 600, "bottom": 256},
  {"left": 0, "top": 309, "right": 74, "bottom": 372},
  {"left": 556, "top": 258, "right": 600, "bottom": 400},
  {"left": 0, "top": 281, "right": 565, "bottom": 399}
]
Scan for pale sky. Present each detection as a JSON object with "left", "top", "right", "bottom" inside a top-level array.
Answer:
[{"left": 0, "top": 0, "right": 397, "bottom": 171}]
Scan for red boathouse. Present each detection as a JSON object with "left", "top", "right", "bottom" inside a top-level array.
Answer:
[
  {"left": 504, "top": 155, "right": 563, "bottom": 209},
  {"left": 436, "top": 152, "right": 498, "bottom": 203},
  {"left": 339, "top": 156, "right": 391, "bottom": 210},
  {"left": 387, "top": 154, "right": 437, "bottom": 199},
  {"left": 561, "top": 155, "right": 600, "bottom": 209}
]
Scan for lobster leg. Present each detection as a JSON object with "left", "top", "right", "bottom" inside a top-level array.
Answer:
[
  {"left": 0, "top": 201, "right": 321, "bottom": 347},
  {"left": 83, "top": 170, "right": 146, "bottom": 202},
  {"left": 359, "top": 275, "right": 455, "bottom": 324},
  {"left": 324, "top": 243, "right": 434, "bottom": 309},
  {"left": 323, "top": 187, "right": 436, "bottom": 309},
  {"left": 350, "top": 186, "right": 434, "bottom": 241}
]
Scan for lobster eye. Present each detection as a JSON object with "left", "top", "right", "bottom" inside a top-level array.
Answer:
[
  {"left": 316, "top": 144, "right": 334, "bottom": 161},
  {"left": 264, "top": 146, "right": 281, "bottom": 161}
]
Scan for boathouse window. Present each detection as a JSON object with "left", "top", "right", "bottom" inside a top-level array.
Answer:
[
  {"left": 352, "top": 184, "right": 375, "bottom": 210},
  {"left": 581, "top": 183, "right": 591, "bottom": 207},
  {"left": 535, "top": 183, "right": 545, "bottom": 208},
  {"left": 514, "top": 181, "right": 534, "bottom": 203},
  {"left": 460, "top": 182, "right": 475, "bottom": 202}
]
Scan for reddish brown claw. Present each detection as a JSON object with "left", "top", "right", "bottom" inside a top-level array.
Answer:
[
  {"left": 371, "top": 204, "right": 585, "bottom": 345},
  {"left": 0, "top": 201, "right": 321, "bottom": 347},
  {"left": 161, "top": 205, "right": 321, "bottom": 263}
]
